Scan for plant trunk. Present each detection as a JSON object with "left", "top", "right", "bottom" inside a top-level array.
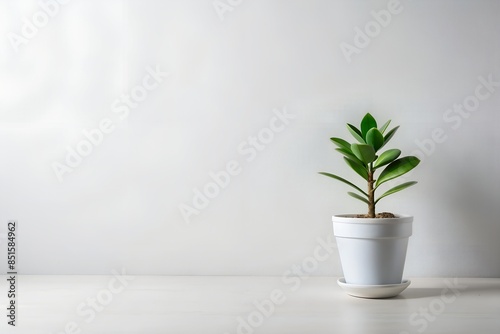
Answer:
[{"left": 368, "top": 171, "right": 375, "bottom": 218}]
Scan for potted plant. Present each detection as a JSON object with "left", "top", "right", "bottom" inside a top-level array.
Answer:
[{"left": 319, "top": 113, "right": 420, "bottom": 298}]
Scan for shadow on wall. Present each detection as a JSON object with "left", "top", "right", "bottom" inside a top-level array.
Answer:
[{"left": 439, "top": 162, "right": 500, "bottom": 277}]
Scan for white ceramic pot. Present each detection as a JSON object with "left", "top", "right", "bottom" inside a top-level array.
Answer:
[{"left": 333, "top": 214, "right": 412, "bottom": 286}]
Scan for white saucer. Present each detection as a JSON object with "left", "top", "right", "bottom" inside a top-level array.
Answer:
[{"left": 337, "top": 277, "right": 411, "bottom": 299}]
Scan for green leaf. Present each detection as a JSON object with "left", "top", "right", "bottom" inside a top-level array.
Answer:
[
  {"left": 360, "top": 113, "right": 377, "bottom": 139},
  {"left": 379, "top": 126, "right": 399, "bottom": 150},
  {"left": 335, "top": 148, "right": 364, "bottom": 165},
  {"left": 379, "top": 120, "right": 391, "bottom": 134},
  {"left": 344, "top": 157, "right": 369, "bottom": 180},
  {"left": 318, "top": 172, "right": 368, "bottom": 197},
  {"left": 347, "top": 124, "right": 365, "bottom": 143},
  {"left": 351, "top": 143, "right": 376, "bottom": 164},
  {"left": 373, "top": 149, "right": 401, "bottom": 169},
  {"left": 366, "top": 128, "right": 384, "bottom": 152},
  {"left": 348, "top": 192, "right": 369, "bottom": 204},
  {"left": 375, "top": 156, "right": 421, "bottom": 187},
  {"left": 330, "top": 137, "right": 351, "bottom": 150},
  {"left": 375, "top": 181, "right": 418, "bottom": 204}
]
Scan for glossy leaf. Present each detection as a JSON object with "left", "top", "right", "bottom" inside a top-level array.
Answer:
[
  {"left": 330, "top": 137, "right": 351, "bottom": 150},
  {"left": 379, "top": 119, "right": 391, "bottom": 134},
  {"left": 344, "top": 157, "right": 369, "bottom": 180},
  {"left": 347, "top": 124, "right": 365, "bottom": 143},
  {"left": 375, "top": 181, "right": 418, "bottom": 204},
  {"left": 351, "top": 143, "right": 376, "bottom": 164},
  {"left": 360, "top": 113, "right": 377, "bottom": 139},
  {"left": 375, "top": 156, "right": 421, "bottom": 188},
  {"left": 380, "top": 126, "right": 400, "bottom": 150},
  {"left": 373, "top": 149, "right": 401, "bottom": 169},
  {"left": 366, "top": 128, "right": 384, "bottom": 152},
  {"left": 318, "top": 172, "right": 368, "bottom": 197},
  {"left": 335, "top": 148, "right": 363, "bottom": 165},
  {"left": 348, "top": 192, "right": 369, "bottom": 204}
]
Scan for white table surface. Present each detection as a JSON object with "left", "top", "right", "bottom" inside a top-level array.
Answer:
[{"left": 0, "top": 276, "right": 499, "bottom": 334}]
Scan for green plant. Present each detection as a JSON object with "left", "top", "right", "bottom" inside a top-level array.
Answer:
[{"left": 319, "top": 113, "right": 420, "bottom": 218}]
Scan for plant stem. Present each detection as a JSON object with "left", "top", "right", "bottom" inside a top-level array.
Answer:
[{"left": 368, "top": 169, "right": 375, "bottom": 218}]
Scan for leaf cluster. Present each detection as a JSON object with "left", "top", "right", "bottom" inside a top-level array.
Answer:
[{"left": 320, "top": 113, "right": 420, "bottom": 208}]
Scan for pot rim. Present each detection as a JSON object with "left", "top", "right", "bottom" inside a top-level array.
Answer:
[{"left": 332, "top": 214, "right": 413, "bottom": 224}]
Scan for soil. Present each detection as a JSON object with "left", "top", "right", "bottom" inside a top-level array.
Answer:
[{"left": 355, "top": 212, "right": 396, "bottom": 218}]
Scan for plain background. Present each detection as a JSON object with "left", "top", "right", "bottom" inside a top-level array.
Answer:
[{"left": 0, "top": 0, "right": 499, "bottom": 277}]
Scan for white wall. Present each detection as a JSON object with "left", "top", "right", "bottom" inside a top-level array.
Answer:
[{"left": 0, "top": 0, "right": 499, "bottom": 277}]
